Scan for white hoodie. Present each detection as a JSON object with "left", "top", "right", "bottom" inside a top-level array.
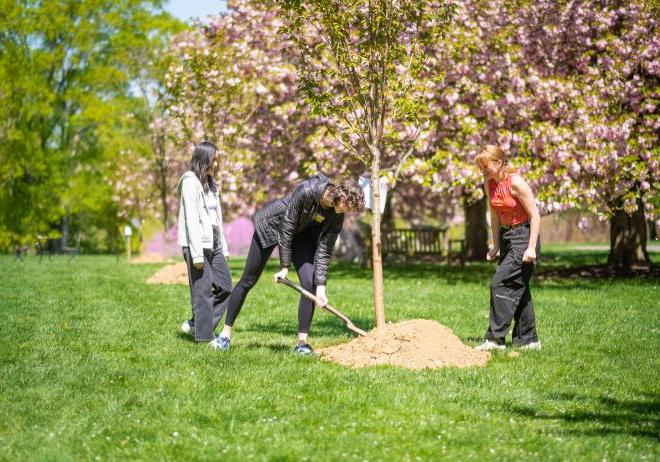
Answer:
[{"left": 177, "top": 171, "right": 229, "bottom": 263}]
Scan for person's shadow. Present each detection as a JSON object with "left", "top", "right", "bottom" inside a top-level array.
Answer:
[{"left": 509, "top": 392, "right": 659, "bottom": 439}]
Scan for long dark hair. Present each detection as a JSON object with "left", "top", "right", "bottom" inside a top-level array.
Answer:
[{"left": 190, "top": 141, "right": 218, "bottom": 193}]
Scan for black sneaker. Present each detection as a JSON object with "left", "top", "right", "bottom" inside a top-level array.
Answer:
[{"left": 293, "top": 343, "right": 315, "bottom": 355}]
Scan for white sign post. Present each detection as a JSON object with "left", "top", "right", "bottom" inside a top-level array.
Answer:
[
  {"left": 123, "top": 225, "right": 133, "bottom": 263},
  {"left": 358, "top": 176, "right": 388, "bottom": 214}
]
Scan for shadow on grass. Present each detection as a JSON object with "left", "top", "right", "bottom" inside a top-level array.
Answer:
[
  {"left": 242, "top": 316, "right": 373, "bottom": 339},
  {"left": 330, "top": 255, "right": 659, "bottom": 290},
  {"left": 331, "top": 260, "right": 493, "bottom": 285},
  {"left": 175, "top": 332, "right": 196, "bottom": 343},
  {"left": 241, "top": 341, "right": 292, "bottom": 353},
  {"left": 510, "top": 393, "right": 660, "bottom": 439}
]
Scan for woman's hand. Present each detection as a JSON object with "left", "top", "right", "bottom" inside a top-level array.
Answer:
[
  {"left": 315, "top": 285, "right": 328, "bottom": 307},
  {"left": 523, "top": 247, "right": 537, "bottom": 263},
  {"left": 486, "top": 246, "right": 500, "bottom": 261},
  {"left": 193, "top": 262, "right": 204, "bottom": 270},
  {"left": 273, "top": 267, "right": 289, "bottom": 282}
]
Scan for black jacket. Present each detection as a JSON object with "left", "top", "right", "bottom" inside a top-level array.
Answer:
[{"left": 253, "top": 174, "right": 344, "bottom": 285}]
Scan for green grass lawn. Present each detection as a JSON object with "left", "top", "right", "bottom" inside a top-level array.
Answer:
[{"left": 1, "top": 249, "right": 658, "bottom": 461}]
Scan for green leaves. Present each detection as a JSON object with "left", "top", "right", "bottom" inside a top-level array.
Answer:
[
  {"left": 278, "top": 0, "right": 456, "bottom": 165},
  {"left": 0, "top": 0, "right": 182, "bottom": 250}
]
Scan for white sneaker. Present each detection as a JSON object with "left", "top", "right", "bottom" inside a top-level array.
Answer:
[
  {"left": 181, "top": 319, "right": 194, "bottom": 336},
  {"left": 475, "top": 340, "right": 506, "bottom": 351},
  {"left": 520, "top": 341, "right": 542, "bottom": 350}
]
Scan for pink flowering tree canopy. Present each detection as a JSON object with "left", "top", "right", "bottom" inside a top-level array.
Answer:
[
  {"left": 163, "top": 0, "right": 347, "bottom": 220},
  {"left": 405, "top": 0, "right": 658, "bottom": 268}
]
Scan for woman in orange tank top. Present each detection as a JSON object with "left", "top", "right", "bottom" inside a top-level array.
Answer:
[{"left": 473, "top": 145, "right": 542, "bottom": 351}]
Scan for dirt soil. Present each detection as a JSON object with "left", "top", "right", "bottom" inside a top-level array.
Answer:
[
  {"left": 146, "top": 262, "right": 188, "bottom": 285},
  {"left": 318, "top": 319, "right": 491, "bottom": 369},
  {"left": 131, "top": 253, "right": 174, "bottom": 264}
]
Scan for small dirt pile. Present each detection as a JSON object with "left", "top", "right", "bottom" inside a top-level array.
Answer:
[
  {"left": 146, "top": 262, "right": 188, "bottom": 285},
  {"left": 318, "top": 319, "right": 490, "bottom": 369},
  {"left": 131, "top": 253, "right": 173, "bottom": 264}
]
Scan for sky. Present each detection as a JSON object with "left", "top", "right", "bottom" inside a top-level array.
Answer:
[{"left": 164, "top": 0, "right": 227, "bottom": 22}]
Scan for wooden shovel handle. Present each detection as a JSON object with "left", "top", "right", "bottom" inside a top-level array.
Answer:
[{"left": 276, "top": 277, "right": 367, "bottom": 336}]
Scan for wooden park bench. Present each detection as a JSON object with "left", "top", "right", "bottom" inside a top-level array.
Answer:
[
  {"left": 359, "top": 224, "right": 466, "bottom": 265},
  {"left": 382, "top": 227, "right": 445, "bottom": 260}
]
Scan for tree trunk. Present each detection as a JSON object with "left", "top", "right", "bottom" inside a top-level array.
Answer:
[
  {"left": 464, "top": 193, "right": 488, "bottom": 261},
  {"left": 608, "top": 196, "right": 651, "bottom": 270},
  {"left": 370, "top": 147, "right": 386, "bottom": 330},
  {"left": 649, "top": 219, "right": 658, "bottom": 241},
  {"left": 160, "top": 182, "right": 169, "bottom": 232},
  {"left": 60, "top": 215, "right": 69, "bottom": 253},
  {"left": 153, "top": 129, "right": 170, "bottom": 234}
]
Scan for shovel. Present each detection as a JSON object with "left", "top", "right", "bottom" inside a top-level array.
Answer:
[{"left": 276, "top": 277, "right": 368, "bottom": 337}]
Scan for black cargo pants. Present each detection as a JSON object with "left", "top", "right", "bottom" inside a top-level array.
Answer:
[{"left": 485, "top": 223, "right": 541, "bottom": 346}]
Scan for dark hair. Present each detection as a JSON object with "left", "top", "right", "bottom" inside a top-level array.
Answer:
[
  {"left": 326, "top": 180, "right": 365, "bottom": 213},
  {"left": 190, "top": 141, "right": 218, "bottom": 193}
]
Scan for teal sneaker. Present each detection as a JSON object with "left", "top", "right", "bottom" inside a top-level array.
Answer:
[
  {"left": 209, "top": 335, "right": 230, "bottom": 351},
  {"left": 293, "top": 343, "right": 315, "bottom": 355}
]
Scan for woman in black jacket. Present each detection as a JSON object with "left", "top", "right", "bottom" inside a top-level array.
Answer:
[{"left": 211, "top": 174, "right": 364, "bottom": 354}]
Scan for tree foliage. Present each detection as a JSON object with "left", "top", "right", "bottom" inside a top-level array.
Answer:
[
  {"left": 405, "top": 0, "right": 658, "bottom": 223},
  {"left": 0, "top": 0, "right": 181, "bottom": 250}
]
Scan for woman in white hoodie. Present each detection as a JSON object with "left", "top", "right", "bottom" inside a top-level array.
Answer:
[{"left": 177, "top": 141, "right": 232, "bottom": 347}]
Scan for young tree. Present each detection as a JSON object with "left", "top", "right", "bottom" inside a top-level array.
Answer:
[{"left": 278, "top": 0, "right": 456, "bottom": 328}]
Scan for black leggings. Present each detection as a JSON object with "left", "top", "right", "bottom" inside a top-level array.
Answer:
[{"left": 224, "top": 227, "right": 321, "bottom": 334}]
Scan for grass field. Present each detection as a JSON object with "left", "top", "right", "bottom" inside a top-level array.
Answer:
[{"left": 1, "top": 247, "right": 658, "bottom": 461}]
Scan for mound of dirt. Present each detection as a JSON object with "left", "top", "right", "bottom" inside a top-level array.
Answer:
[
  {"left": 146, "top": 262, "right": 188, "bottom": 285},
  {"left": 131, "top": 253, "right": 173, "bottom": 264},
  {"left": 318, "top": 319, "right": 491, "bottom": 369}
]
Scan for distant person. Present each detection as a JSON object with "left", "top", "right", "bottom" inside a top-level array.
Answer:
[
  {"left": 177, "top": 141, "right": 232, "bottom": 347},
  {"left": 212, "top": 174, "right": 365, "bottom": 355},
  {"left": 474, "top": 145, "right": 542, "bottom": 351}
]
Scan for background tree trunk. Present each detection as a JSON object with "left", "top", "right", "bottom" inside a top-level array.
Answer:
[
  {"left": 60, "top": 215, "right": 69, "bottom": 253},
  {"left": 463, "top": 193, "right": 488, "bottom": 261},
  {"left": 648, "top": 219, "right": 658, "bottom": 241},
  {"left": 608, "top": 196, "right": 650, "bottom": 270}
]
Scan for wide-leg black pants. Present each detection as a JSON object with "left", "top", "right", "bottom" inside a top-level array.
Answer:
[{"left": 485, "top": 224, "right": 541, "bottom": 346}]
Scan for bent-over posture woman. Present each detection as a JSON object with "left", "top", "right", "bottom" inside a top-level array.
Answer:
[
  {"left": 474, "top": 145, "right": 542, "bottom": 351},
  {"left": 212, "top": 174, "right": 364, "bottom": 355}
]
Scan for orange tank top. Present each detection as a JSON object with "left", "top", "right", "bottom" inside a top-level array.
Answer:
[{"left": 488, "top": 174, "right": 529, "bottom": 226}]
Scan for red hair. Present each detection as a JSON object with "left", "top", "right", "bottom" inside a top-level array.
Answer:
[{"left": 474, "top": 145, "right": 517, "bottom": 174}]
